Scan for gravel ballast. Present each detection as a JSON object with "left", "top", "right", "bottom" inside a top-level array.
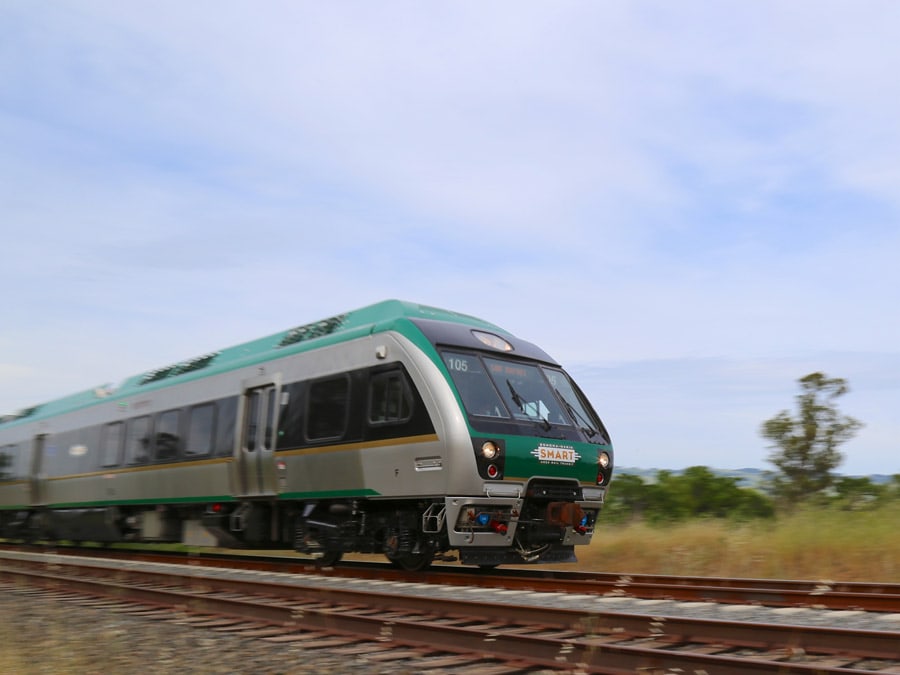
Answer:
[{"left": 0, "top": 585, "right": 427, "bottom": 675}]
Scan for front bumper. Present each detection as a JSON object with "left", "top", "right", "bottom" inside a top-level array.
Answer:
[{"left": 444, "top": 479, "right": 604, "bottom": 550}]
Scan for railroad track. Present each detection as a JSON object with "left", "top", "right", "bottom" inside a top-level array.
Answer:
[
  {"left": 11, "top": 544, "right": 898, "bottom": 613},
  {"left": 1, "top": 549, "right": 898, "bottom": 673}
]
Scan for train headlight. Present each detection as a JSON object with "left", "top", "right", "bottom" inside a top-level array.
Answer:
[
  {"left": 473, "top": 438, "right": 505, "bottom": 481},
  {"left": 472, "top": 330, "right": 513, "bottom": 352},
  {"left": 597, "top": 451, "right": 610, "bottom": 469},
  {"left": 481, "top": 441, "right": 500, "bottom": 460}
]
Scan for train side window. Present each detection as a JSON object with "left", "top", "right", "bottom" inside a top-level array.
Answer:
[
  {"left": 276, "top": 382, "right": 305, "bottom": 449},
  {"left": 186, "top": 403, "right": 215, "bottom": 457},
  {"left": 215, "top": 396, "right": 238, "bottom": 457},
  {"left": 45, "top": 431, "right": 79, "bottom": 476},
  {"left": 306, "top": 375, "right": 349, "bottom": 441},
  {"left": 100, "top": 422, "right": 124, "bottom": 467},
  {"left": 368, "top": 371, "right": 413, "bottom": 425},
  {"left": 15, "top": 444, "right": 31, "bottom": 479},
  {"left": 0, "top": 444, "right": 14, "bottom": 481},
  {"left": 125, "top": 416, "right": 152, "bottom": 464},
  {"left": 155, "top": 409, "right": 181, "bottom": 461}
]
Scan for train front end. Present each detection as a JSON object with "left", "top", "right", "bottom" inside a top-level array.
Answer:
[{"left": 412, "top": 317, "right": 613, "bottom": 566}]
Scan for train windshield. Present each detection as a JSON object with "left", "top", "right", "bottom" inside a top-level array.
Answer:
[{"left": 443, "top": 351, "right": 572, "bottom": 427}]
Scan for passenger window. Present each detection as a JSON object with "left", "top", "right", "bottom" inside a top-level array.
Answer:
[
  {"left": 306, "top": 376, "right": 349, "bottom": 440},
  {"left": 276, "top": 383, "right": 306, "bottom": 449},
  {"left": 368, "top": 371, "right": 412, "bottom": 425},
  {"left": 186, "top": 404, "right": 215, "bottom": 457},
  {"left": 125, "top": 416, "right": 152, "bottom": 464},
  {"left": 215, "top": 397, "right": 238, "bottom": 456},
  {"left": 0, "top": 444, "right": 14, "bottom": 481},
  {"left": 155, "top": 409, "right": 181, "bottom": 460},
  {"left": 101, "top": 422, "right": 124, "bottom": 467}
]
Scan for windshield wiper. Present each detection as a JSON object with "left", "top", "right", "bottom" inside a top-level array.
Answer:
[
  {"left": 556, "top": 388, "right": 598, "bottom": 439},
  {"left": 507, "top": 380, "right": 552, "bottom": 431},
  {"left": 506, "top": 379, "right": 525, "bottom": 411}
]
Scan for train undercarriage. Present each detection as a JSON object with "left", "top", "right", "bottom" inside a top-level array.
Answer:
[{"left": 1, "top": 483, "right": 598, "bottom": 571}]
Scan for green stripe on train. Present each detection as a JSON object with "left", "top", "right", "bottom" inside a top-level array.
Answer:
[{"left": 21, "top": 488, "right": 381, "bottom": 509}]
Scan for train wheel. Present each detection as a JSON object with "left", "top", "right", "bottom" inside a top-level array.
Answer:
[
  {"left": 316, "top": 551, "right": 343, "bottom": 567},
  {"left": 386, "top": 550, "right": 433, "bottom": 572}
]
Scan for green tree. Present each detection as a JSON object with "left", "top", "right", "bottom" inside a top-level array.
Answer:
[
  {"left": 605, "top": 468, "right": 774, "bottom": 523},
  {"left": 761, "top": 372, "right": 862, "bottom": 505},
  {"left": 603, "top": 473, "right": 649, "bottom": 522}
]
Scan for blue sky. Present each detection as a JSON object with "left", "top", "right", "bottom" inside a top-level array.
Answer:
[{"left": 2, "top": 3, "right": 898, "bottom": 475}]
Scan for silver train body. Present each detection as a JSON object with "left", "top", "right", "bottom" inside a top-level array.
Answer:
[{"left": 0, "top": 301, "right": 613, "bottom": 569}]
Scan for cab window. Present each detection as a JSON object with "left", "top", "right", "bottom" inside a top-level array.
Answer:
[{"left": 442, "top": 351, "right": 509, "bottom": 418}]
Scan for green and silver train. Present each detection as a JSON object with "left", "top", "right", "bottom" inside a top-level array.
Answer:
[{"left": 0, "top": 301, "right": 613, "bottom": 569}]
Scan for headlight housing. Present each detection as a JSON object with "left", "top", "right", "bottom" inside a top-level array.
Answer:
[
  {"left": 481, "top": 441, "right": 500, "bottom": 460},
  {"left": 473, "top": 438, "right": 505, "bottom": 480}
]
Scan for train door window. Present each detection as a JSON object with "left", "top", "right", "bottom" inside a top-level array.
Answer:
[
  {"left": 368, "top": 370, "right": 413, "bottom": 425},
  {"left": 215, "top": 397, "right": 237, "bottom": 456},
  {"left": 306, "top": 375, "right": 349, "bottom": 441},
  {"left": 125, "top": 415, "right": 152, "bottom": 464},
  {"left": 264, "top": 387, "right": 276, "bottom": 449},
  {"left": 243, "top": 389, "right": 261, "bottom": 451},
  {"left": 242, "top": 385, "right": 278, "bottom": 452},
  {"left": 30, "top": 434, "right": 46, "bottom": 478},
  {"left": 154, "top": 409, "right": 181, "bottom": 461},
  {"left": 186, "top": 403, "right": 215, "bottom": 457},
  {"left": 100, "top": 422, "right": 124, "bottom": 467}
]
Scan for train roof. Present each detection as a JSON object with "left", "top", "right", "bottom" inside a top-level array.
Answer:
[{"left": 1, "top": 300, "right": 508, "bottom": 427}]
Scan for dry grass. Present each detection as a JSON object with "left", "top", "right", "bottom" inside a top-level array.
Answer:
[{"left": 575, "top": 502, "right": 900, "bottom": 581}]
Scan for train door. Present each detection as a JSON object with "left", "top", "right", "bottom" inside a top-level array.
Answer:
[
  {"left": 234, "top": 377, "right": 280, "bottom": 497},
  {"left": 29, "top": 434, "right": 47, "bottom": 506}
]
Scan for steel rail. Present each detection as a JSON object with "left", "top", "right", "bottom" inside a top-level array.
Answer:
[
  {"left": 38, "top": 545, "right": 900, "bottom": 612},
  {"left": 1, "top": 553, "right": 897, "bottom": 674},
  {"left": 3, "top": 543, "right": 899, "bottom": 611}
]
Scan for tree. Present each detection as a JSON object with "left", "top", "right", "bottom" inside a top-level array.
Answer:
[
  {"left": 761, "top": 372, "right": 862, "bottom": 505},
  {"left": 602, "top": 473, "right": 649, "bottom": 522},
  {"left": 604, "top": 468, "right": 775, "bottom": 523}
]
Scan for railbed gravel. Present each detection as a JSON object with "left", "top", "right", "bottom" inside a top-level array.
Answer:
[
  {"left": 3, "top": 563, "right": 899, "bottom": 674},
  {"left": 0, "top": 585, "right": 471, "bottom": 675}
]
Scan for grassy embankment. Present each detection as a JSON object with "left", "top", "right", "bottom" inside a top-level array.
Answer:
[{"left": 575, "top": 502, "right": 900, "bottom": 581}]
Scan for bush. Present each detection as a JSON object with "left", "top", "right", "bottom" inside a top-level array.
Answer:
[{"left": 603, "top": 467, "right": 775, "bottom": 524}]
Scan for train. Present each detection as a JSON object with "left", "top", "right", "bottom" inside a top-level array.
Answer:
[{"left": 0, "top": 300, "right": 613, "bottom": 570}]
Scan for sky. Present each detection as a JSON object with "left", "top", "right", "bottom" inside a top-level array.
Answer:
[{"left": 2, "top": 2, "right": 898, "bottom": 475}]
